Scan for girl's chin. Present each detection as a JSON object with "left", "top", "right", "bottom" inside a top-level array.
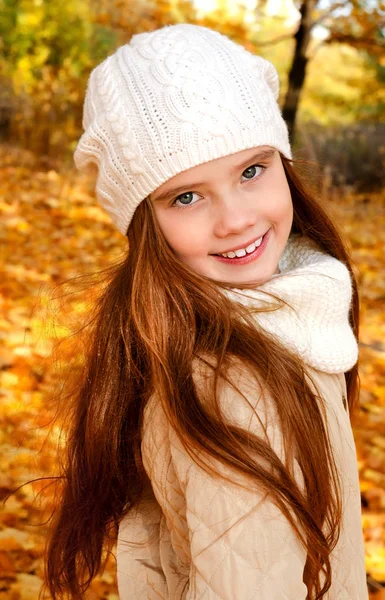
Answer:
[
  {"left": 213, "top": 261, "right": 278, "bottom": 286},
  {"left": 209, "top": 271, "right": 275, "bottom": 287}
]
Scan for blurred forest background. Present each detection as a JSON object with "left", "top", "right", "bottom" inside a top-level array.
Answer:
[{"left": 0, "top": 0, "right": 384, "bottom": 598}]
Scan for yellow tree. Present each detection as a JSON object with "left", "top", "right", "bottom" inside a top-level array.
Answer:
[
  {"left": 279, "top": 0, "right": 385, "bottom": 139},
  {"left": 0, "top": 0, "right": 115, "bottom": 154}
]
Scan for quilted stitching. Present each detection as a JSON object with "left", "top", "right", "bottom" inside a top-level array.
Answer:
[{"left": 117, "top": 368, "right": 368, "bottom": 599}]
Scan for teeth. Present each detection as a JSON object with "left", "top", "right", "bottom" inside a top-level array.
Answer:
[
  {"left": 235, "top": 248, "right": 246, "bottom": 257},
  {"left": 220, "top": 234, "right": 263, "bottom": 258}
]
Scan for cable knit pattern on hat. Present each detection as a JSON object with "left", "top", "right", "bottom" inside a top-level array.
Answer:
[
  {"left": 226, "top": 234, "right": 358, "bottom": 373},
  {"left": 74, "top": 24, "right": 291, "bottom": 235}
]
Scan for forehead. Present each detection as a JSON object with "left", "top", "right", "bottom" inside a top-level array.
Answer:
[{"left": 151, "top": 146, "right": 276, "bottom": 197}]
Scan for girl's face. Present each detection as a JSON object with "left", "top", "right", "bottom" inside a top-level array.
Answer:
[{"left": 150, "top": 147, "right": 293, "bottom": 286}]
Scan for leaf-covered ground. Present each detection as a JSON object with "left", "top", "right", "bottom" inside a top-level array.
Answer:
[{"left": 0, "top": 145, "right": 384, "bottom": 598}]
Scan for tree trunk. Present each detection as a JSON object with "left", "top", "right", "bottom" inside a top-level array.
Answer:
[{"left": 282, "top": 0, "right": 316, "bottom": 144}]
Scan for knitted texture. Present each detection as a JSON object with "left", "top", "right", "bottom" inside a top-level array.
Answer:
[
  {"left": 74, "top": 24, "right": 291, "bottom": 235},
  {"left": 227, "top": 234, "right": 358, "bottom": 373}
]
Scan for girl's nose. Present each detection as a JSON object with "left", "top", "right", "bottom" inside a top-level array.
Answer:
[{"left": 213, "top": 193, "right": 257, "bottom": 238}]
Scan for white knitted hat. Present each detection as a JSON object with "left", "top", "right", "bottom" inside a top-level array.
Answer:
[{"left": 74, "top": 24, "right": 292, "bottom": 235}]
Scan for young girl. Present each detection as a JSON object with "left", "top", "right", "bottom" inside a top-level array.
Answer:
[{"left": 45, "top": 24, "right": 368, "bottom": 599}]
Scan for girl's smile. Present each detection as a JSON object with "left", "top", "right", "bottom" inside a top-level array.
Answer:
[
  {"left": 150, "top": 146, "right": 293, "bottom": 286},
  {"left": 211, "top": 227, "right": 271, "bottom": 265}
]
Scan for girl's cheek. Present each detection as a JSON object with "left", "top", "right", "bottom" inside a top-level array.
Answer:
[
  {"left": 261, "top": 180, "right": 292, "bottom": 219},
  {"left": 158, "top": 212, "right": 209, "bottom": 256}
]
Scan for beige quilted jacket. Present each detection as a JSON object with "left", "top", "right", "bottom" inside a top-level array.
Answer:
[{"left": 117, "top": 364, "right": 368, "bottom": 599}]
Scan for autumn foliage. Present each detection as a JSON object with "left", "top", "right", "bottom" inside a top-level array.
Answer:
[
  {"left": 1, "top": 0, "right": 385, "bottom": 597},
  {"left": 0, "top": 144, "right": 384, "bottom": 598}
]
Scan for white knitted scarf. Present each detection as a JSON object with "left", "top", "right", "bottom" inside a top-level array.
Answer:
[{"left": 227, "top": 234, "right": 358, "bottom": 374}]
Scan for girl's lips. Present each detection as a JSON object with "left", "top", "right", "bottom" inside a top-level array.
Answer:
[{"left": 212, "top": 228, "right": 271, "bottom": 265}]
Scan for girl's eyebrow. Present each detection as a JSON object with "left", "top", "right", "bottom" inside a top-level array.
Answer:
[
  {"left": 236, "top": 148, "right": 275, "bottom": 171},
  {"left": 151, "top": 148, "right": 275, "bottom": 203}
]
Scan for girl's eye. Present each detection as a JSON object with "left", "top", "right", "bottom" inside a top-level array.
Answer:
[
  {"left": 173, "top": 191, "right": 200, "bottom": 208},
  {"left": 241, "top": 164, "right": 264, "bottom": 181},
  {"left": 171, "top": 164, "right": 265, "bottom": 208}
]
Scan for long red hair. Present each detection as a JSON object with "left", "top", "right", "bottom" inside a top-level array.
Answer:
[{"left": 44, "top": 156, "right": 359, "bottom": 599}]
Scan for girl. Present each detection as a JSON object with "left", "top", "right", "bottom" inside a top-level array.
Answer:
[{"left": 45, "top": 24, "right": 368, "bottom": 599}]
